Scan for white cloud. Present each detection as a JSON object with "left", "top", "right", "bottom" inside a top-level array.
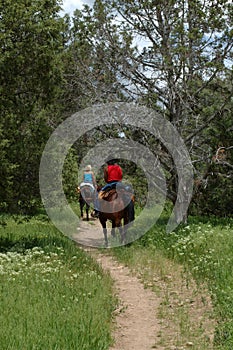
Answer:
[{"left": 61, "top": 0, "right": 94, "bottom": 14}]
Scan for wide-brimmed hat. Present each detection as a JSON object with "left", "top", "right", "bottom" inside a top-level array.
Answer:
[{"left": 105, "top": 155, "right": 118, "bottom": 164}]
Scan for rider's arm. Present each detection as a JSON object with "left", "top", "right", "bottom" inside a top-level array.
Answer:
[{"left": 91, "top": 172, "right": 97, "bottom": 188}]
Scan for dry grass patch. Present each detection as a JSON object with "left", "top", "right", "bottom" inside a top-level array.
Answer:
[{"left": 113, "top": 247, "right": 215, "bottom": 350}]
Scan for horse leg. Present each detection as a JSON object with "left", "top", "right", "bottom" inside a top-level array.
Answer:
[
  {"left": 99, "top": 217, "right": 108, "bottom": 247},
  {"left": 111, "top": 220, "right": 116, "bottom": 237},
  {"left": 86, "top": 204, "right": 89, "bottom": 221},
  {"left": 116, "top": 219, "right": 126, "bottom": 244},
  {"left": 80, "top": 201, "right": 84, "bottom": 218},
  {"left": 103, "top": 227, "right": 108, "bottom": 247},
  {"left": 119, "top": 225, "right": 126, "bottom": 244}
]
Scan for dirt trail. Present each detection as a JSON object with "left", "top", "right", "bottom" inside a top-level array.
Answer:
[
  {"left": 95, "top": 252, "right": 162, "bottom": 350},
  {"left": 72, "top": 219, "right": 215, "bottom": 350}
]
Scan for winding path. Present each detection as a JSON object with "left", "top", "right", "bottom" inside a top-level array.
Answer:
[
  {"left": 72, "top": 219, "right": 163, "bottom": 349},
  {"left": 72, "top": 219, "right": 215, "bottom": 350}
]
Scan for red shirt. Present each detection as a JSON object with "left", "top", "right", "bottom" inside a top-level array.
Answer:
[{"left": 106, "top": 165, "right": 123, "bottom": 183}]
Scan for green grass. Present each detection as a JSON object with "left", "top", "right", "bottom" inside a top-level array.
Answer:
[
  {"left": 2, "top": 207, "right": 233, "bottom": 349},
  {"left": 112, "top": 210, "right": 233, "bottom": 350},
  {"left": 0, "top": 213, "right": 116, "bottom": 350}
]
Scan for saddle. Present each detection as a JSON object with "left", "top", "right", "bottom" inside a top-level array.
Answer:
[
  {"left": 98, "top": 185, "right": 135, "bottom": 222},
  {"left": 98, "top": 186, "right": 134, "bottom": 203},
  {"left": 80, "top": 182, "right": 95, "bottom": 192},
  {"left": 98, "top": 189, "right": 116, "bottom": 201}
]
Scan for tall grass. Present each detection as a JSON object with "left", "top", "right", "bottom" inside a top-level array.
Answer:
[
  {"left": 113, "top": 210, "right": 233, "bottom": 350},
  {"left": 0, "top": 213, "right": 116, "bottom": 350}
]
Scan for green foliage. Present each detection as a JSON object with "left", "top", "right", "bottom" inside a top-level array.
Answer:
[
  {"left": 191, "top": 164, "right": 233, "bottom": 217},
  {"left": 190, "top": 85, "right": 233, "bottom": 216},
  {"left": 62, "top": 148, "right": 79, "bottom": 200},
  {"left": 0, "top": 0, "right": 65, "bottom": 213},
  {"left": 60, "top": 2, "right": 126, "bottom": 115},
  {"left": 0, "top": 0, "right": 64, "bottom": 111}
]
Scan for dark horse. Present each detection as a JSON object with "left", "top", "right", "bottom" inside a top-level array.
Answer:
[
  {"left": 98, "top": 188, "right": 134, "bottom": 246},
  {"left": 78, "top": 185, "right": 95, "bottom": 221}
]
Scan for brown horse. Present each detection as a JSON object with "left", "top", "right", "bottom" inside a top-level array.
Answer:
[
  {"left": 98, "top": 188, "right": 134, "bottom": 247},
  {"left": 78, "top": 185, "right": 95, "bottom": 221}
]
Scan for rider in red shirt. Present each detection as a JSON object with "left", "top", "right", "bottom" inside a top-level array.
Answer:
[
  {"left": 104, "top": 160, "right": 123, "bottom": 183},
  {"left": 93, "top": 156, "right": 134, "bottom": 221},
  {"left": 103, "top": 156, "right": 134, "bottom": 221},
  {"left": 92, "top": 157, "right": 122, "bottom": 217}
]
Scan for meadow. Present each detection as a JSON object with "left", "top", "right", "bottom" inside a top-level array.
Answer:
[
  {"left": 112, "top": 209, "right": 233, "bottom": 349},
  {"left": 1, "top": 207, "right": 233, "bottom": 350},
  {"left": 0, "top": 213, "right": 116, "bottom": 350}
]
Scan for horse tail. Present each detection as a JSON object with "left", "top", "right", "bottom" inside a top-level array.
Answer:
[{"left": 127, "top": 199, "right": 135, "bottom": 222}]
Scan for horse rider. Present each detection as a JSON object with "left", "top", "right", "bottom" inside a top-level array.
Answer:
[
  {"left": 79, "top": 165, "right": 101, "bottom": 218},
  {"left": 80, "top": 165, "right": 97, "bottom": 192},
  {"left": 92, "top": 156, "right": 122, "bottom": 218},
  {"left": 102, "top": 156, "right": 123, "bottom": 191},
  {"left": 96, "top": 156, "right": 135, "bottom": 222}
]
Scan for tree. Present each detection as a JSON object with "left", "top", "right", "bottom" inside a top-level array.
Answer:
[
  {"left": 0, "top": 0, "right": 65, "bottom": 213},
  {"left": 59, "top": 2, "right": 133, "bottom": 175},
  {"left": 90, "top": 0, "right": 233, "bottom": 217},
  {"left": 60, "top": 2, "right": 128, "bottom": 116}
]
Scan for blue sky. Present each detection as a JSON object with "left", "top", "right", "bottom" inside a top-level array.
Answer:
[{"left": 61, "top": 0, "right": 94, "bottom": 14}]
